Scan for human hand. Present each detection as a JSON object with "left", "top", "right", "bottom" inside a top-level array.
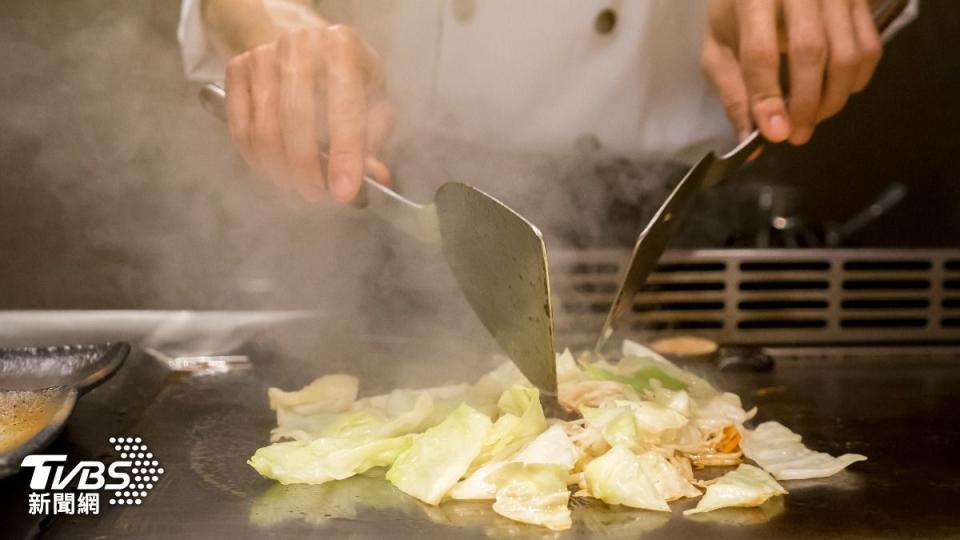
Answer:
[
  {"left": 225, "top": 25, "right": 393, "bottom": 202},
  {"left": 703, "top": 0, "right": 883, "bottom": 145}
]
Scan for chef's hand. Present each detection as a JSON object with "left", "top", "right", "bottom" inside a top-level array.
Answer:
[
  {"left": 703, "top": 0, "right": 883, "bottom": 145},
  {"left": 225, "top": 25, "right": 394, "bottom": 202}
]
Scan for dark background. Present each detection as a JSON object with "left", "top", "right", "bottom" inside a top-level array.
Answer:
[{"left": 1, "top": 1, "right": 958, "bottom": 311}]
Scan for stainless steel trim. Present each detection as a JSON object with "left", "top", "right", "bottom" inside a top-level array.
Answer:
[{"left": 552, "top": 248, "right": 960, "bottom": 345}]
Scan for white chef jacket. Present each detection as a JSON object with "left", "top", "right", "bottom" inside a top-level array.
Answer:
[{"left": 178, "top": 0, "right": 917, "bottom": 166}]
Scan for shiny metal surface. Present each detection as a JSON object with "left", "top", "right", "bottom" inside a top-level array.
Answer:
[
  {"left": 436, "top": 183, "right": 558, "bottom": 400},
  {"left": 6, "top": 327, "right": 955, "bottom": 540},
  {"left": 0, "top": 342, "right": 129, "bottom": 393},
  {"left": 595, "top": 132, "right": 764, "bottom": 353},
  {"left": 554, "top": 248, "right": 960, "bottom": 346}
]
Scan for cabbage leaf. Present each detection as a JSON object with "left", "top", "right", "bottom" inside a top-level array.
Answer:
[
  {"left": 584, "top": 445, "right": 670, "bottom": 512},
  {"left": 740, "top": 421, "right": 867, "bottom": 480},
  {"left": 248, "top": 434, "right": 415, "bottom": 485},
  {"left": 684, "top": 464, "right": 786, "bottom": 515},
  {"left": 450, "top": 424, "right": 579, "bottom": 500},
  {"left": 385, "top": 403, "right": 492, "bottom": 505},
  {"left": 488, "top": 463, "right": 572, "bottom": 531}
]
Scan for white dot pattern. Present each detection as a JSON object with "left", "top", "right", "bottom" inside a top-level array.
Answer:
[{"left": 108, "top": 437, "right": 164, "bottom": 506}]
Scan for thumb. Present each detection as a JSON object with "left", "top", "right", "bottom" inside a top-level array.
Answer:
[{"left": 365, "top": 155, "right": 392, "bottom": 187}]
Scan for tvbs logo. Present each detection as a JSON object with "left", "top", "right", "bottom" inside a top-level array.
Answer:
[{"left": 21, "top": 437, "right": 164, "bottom": 516}]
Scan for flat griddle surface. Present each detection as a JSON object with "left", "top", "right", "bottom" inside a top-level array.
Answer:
[{"left": 19, "top": 336, "right": 960, "bottom": 539}]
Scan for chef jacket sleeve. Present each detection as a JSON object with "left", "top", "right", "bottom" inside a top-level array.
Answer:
[{"left": 177, "top": 0, "right": 227, "bottom": 82}]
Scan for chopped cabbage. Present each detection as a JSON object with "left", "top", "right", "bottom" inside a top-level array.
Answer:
[
  {"left": 471, "top": 385, "right": 547, "bottom": 469},
  {"left": 386, "top": 403, "right": 492, "bottom": 505},
  {"left": 250, "top": 339, "right": 869, "bottom": 531},
  {"left": 488, "top": 463, "right": 572, "bottom": 531},
  {"left": 693, "top": 392, "right": 755, "bottom": 432},
  {"left": 740, "top": 421, "right": 867, "bottom": 480},
  {"left": 579, "top": 360, "right": 685, "bottom": 393},
  {"left": 580, "top": 400, "right": 687, "bottom": 448},
  {"left": 635, "top": 451, "right": 701, "bottom": 501},
  {"left": 684, "top": 464, "right": 786, "bottom": 515},
  {"left": 450, "top": 424, "right": 579, "bottom": 500},
  {"left": 268, "top": 374, "right": 358, "bottom": 414},
  {"left": 622, "top": 339, "right": 718, "bottom": 399},
  {"left": 584, "top": 445, "right": 670, "bottom": 512},
  {"left": 555, "top": 348, "right": 583, "bottom": 384},
  {"left": 248, "top": 434, "right": 415, "bottom": 485}
]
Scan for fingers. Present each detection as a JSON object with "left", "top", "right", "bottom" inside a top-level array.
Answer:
[
  {"left": 850, "top": 0, "right": 882, "bottom": 93},
  {"left": 818, "top": 0, "right": 860, "bottom": 122},
  {"left": 221, "top": 24, "right": 392, "bottom": 203},
  {"left": 248, "top": 43, "right": 288, "bottom": 187},
  {"left": 783, "top": 0, "right": 826, "bottom": 145},
  {"left": 702, "top": 36, "right": 752, "bottom": 141},
  {"left": 225, "top": 54, "right": 257, "bottom": 170},
  {"left": 736, "top": 0, "right": 791, "bottom": 143},
  {"left": 278, "top": 30, "right": 325, "bottom": 201},
  {"left": 324, "top": 25, "right": 368, "bottom": 203}
]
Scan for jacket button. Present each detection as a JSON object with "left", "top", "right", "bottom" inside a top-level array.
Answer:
[
  {"left": 452, "top": 0, "right": 476, "bottom": 22},
  {"left": 594, "top": 8, "right": 617, "bottom": 35}
]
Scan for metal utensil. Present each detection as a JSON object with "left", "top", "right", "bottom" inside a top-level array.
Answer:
[
  {"left": 595, "top": 132, "right": 764, "bottom": 352},
  {"left": 198, "top": 84, "right": 559, "bottom": 408},
  {"left": 596, "top": 0, "right": 909, "bottom": 352}
]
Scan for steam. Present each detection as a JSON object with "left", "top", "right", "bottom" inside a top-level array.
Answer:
[{"left": 0, "top": 2, "right": 729, "bottom": 384}]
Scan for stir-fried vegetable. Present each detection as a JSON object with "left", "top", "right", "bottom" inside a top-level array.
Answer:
[
  {"left": 450, "top": 424, "right": 580, "bottom": 500},
  {"left": 684, "top": 464, "right": 787, "bottom": 515},
  {"left": 249, "top": 339, "right": 867, "bottom": 530},
  {"left": 386, "top": 403, "right": 492, "bottom": 505},
  {"left": 489, "top": 463, "right": 572, "bottom": 531},
  {"left": 249, "top": 434, "right": 415, "bottom": 485},
  {"left": 739, "top": 421, "right": 867, "bottom": 480},
  {"left": 579, "top": 360, "right": 686, "bottom": 392}
]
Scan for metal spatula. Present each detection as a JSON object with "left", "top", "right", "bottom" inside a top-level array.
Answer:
[
  {"left": 199, "top": 84, "right": 559, "bottom": 408},
  {"left": 595, "top": 132, "right": 763, "bottom": 352}
]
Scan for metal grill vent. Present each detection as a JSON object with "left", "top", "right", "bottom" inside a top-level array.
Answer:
[{"left": 553, "top": 249, "right": 960, "bottom": 345}]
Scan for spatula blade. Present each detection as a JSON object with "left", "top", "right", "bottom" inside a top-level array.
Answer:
[{"left": 435, "top": 183, "right": 557, "bottom": 397}]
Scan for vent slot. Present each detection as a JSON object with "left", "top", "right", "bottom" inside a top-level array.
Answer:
[
  {"left": 739, "top": 319, "right": 827, "bottom": 330},
  {"left": 840, "top": 318, "right": 928, "bottom": 329},
  {"left": 740, "top": 299, "right": 828, "bottom": 310},
  {"left": 562, "top": 302, "right": 611, "bottom": 314},
  {"left": 946, "top": 261, "right": 960, "bottom": 271},
  {"left": 655, "top": 262, "right": 725, "bottom": 273},
  {"left": 741, "top": 261, "right": 829, "bottom": 272},
  {"left": 842, "top": 299, "right": 930, "bottom": 310},
  {"left": 740, "top": 280, "right": 828, "bottom": 291},
  {"left": 568, "top": 263, "right": 618, "bottom": 275},
  {"left": 944, "top": 318, "right": 960, "bottom": 327},
  {"left": 946, "top": 280, "right": 960, "bottom": 290},
  {"left": 634, "top": 301, "right": 724, "bottom": 312},
  {"left": 844, "top": 260, "right": 932, "bottom": 271},
  {"left": 944, "top": 299, "right": 960, "bottom": 309},
  {"left": 843, "top": 279, "right": 930, "bottom": 290},
  {"left": 643, "top": 282, "right": 724, "bottom": 292},
  {"left": 572, "top": 282, "right": 617, "bottom": 294}
]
